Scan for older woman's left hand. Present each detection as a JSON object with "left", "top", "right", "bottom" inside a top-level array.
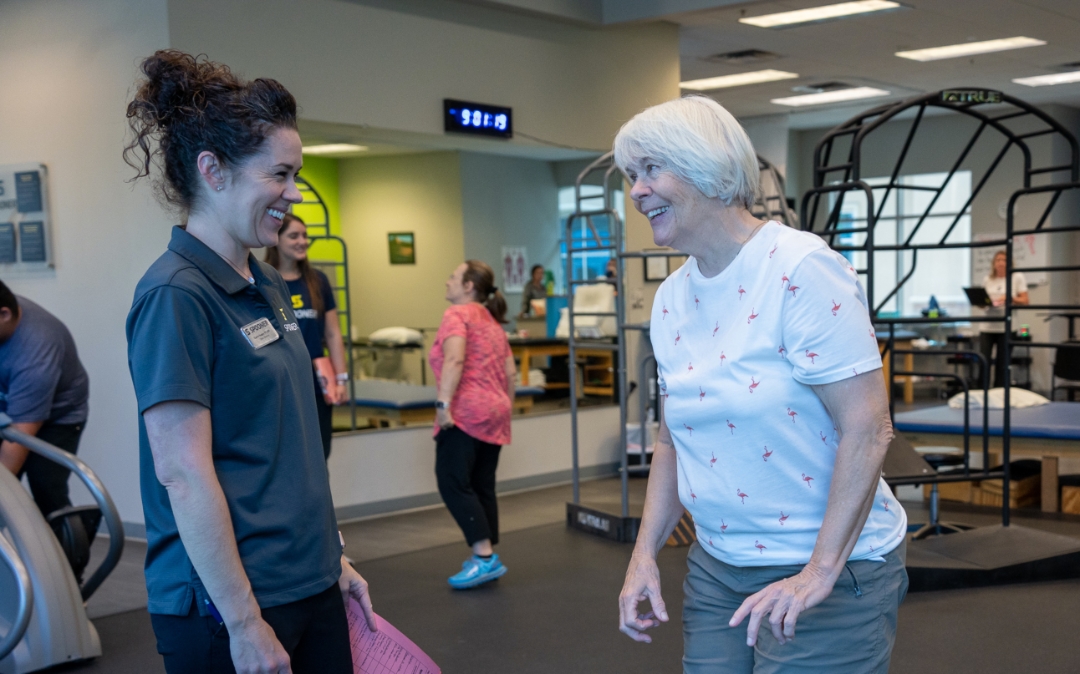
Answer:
[{"left": 728, "top": 563, "right": 836, "bottom": 647}]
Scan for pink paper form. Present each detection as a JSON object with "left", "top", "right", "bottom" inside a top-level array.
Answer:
[{"left": 348, "top": 598, "right": 441, "bottom": 674}]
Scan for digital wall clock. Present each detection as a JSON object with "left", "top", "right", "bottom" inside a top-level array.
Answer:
[{"left": 444, "top": 99, "right": 512, "bottom": 138}]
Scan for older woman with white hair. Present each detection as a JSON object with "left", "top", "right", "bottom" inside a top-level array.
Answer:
[{"left": 616, "top": 96, "right": 908, "bottom": 673}]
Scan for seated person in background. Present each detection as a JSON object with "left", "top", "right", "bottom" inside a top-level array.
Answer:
[
  {"left": 518, "top": 264, "right": 547, "bottom": 318},
  {"left": 979, "top": 250, "right": 1029, "bottom": 387},
  {"left": 265, "top": 213, "right": 349, "bottom": 460},
  {"left": 0, "top": 279, "right": 90, "bottom": 518}
]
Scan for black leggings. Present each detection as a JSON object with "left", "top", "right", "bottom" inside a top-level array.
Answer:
[
  {"left": 313, "top": 376, "right": 333, "bottom": 460},
  {"left": 18, "top": 422, "right": 83, "bottom": 518},
  {"left": 150, "top": 584, "right": 351, "bottom": 674},
  {"left": 435, "top": 426, "right": 502, "bottom": 547}
]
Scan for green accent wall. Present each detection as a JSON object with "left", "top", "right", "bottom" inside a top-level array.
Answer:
[{"left": 297, "top": 155, "right": 341, "bottom": 236}]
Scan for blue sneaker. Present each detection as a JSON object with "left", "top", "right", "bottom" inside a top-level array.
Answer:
[{"left": 448, "top": 554, "right": 507, "bottom": 589}]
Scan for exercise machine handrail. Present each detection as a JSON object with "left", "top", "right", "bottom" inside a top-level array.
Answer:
[
  {"left": 0, "top": 525, "right": 33, "bottom": 661},
  {"left": 0, "top": 412, "right": 124, "bottom": 600}
]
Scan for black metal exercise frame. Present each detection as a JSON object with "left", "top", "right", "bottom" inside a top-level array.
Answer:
[{"left": 801, "top": 89, "right": 1080, "bottom": 526}]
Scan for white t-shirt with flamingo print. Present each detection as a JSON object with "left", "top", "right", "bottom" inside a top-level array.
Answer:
[{"left": 652, "top": 221, "right": 906, "bottom": 567}]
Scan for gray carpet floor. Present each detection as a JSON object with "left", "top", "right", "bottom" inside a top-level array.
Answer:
[{"left": 62, "top": 478, "right": 1080, "bottom": 673}]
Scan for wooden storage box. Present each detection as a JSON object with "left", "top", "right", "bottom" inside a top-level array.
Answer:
[
  {"left": 924, "top": 480, "right": 977, "bottom": 504},
  {"left": 975, "top": 473, "right": 1041, "bottom": 509},
  {"left": 1062, "top": 486, "right": 1080, "bottom": 515}
]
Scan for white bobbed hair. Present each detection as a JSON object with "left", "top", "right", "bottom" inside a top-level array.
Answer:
[{"left": 613, "top": 96, "right": 760, "bottom": 209}]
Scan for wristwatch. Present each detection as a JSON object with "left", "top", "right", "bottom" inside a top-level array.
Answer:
[
  {"left": 435, "top": 400, "right": 450, "bottom": 410},
  {"left": 335, "top": 373, "right": 349, "bottom": 383}
]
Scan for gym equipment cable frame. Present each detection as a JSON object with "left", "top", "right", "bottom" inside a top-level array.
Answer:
[
  {"left": 565, "top": 153, "right": 799, "bottom": 540},
  {"left": 800, "top": 88, "right": 1080, "bottom": 526},
  {"left": 294, "top": 176, "right": 358, "bottom": 430}
]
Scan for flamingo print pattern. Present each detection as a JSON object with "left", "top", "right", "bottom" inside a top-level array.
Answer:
[{"left": 648, "top": 226, "right": 902, "bottom": 565}]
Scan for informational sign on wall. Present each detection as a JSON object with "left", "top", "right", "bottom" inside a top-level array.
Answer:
[
  {"left": 0, "top": 163, "right": 52, "bottom": 269},
  {"left": 502, "top": 246, "right": 527, "bottom": 293},
  {"left": 972, "top": 232, "right": 1047, "bottom": 287}
]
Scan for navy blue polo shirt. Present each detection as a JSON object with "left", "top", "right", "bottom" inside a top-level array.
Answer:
[
  {"left": 285, "top": 270, "right": 336, "bottom": 360},
  {"left": 127, "top": 226, "right": 341, "bottom": 616}
]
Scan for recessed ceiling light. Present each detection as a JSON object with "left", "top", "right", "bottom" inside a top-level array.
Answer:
[
  {"left": 1013, "top": 71, "right": 1080, "bottom": 87},
  {"left": 896, "top": 37, "right": 1045, "bottom": 62},
  {"left": 302, "top": 143, "right": 368, "bottom": 155},
  {"left": 771, "top": 87, "right": 891, "bottom": 107},
  {"left": 740, "top": 1, "right": 901, "bottom": 28},
  {"left": 680, "top": 70, "right": 800, "bottom": 90}
]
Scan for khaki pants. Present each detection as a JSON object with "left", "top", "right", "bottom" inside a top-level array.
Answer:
[{"left": 683, "top": 540, "right": 908, "bottom": 674}]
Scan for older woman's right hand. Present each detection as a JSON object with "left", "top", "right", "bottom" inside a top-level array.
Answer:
[{"left": 619, "top": 551, "right": 669, "bottom": 643}]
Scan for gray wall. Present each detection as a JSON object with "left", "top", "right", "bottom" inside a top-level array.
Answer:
[{"left": 460, "top": 152, "right": 561, "bottom": 317}]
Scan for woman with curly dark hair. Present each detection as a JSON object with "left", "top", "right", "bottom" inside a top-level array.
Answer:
[{"left": 124, "top": 50, "right": 375, "bottom": 674}]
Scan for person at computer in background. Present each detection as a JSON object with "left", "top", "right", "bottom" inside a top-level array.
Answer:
[
  {"left": 518, "top": 264, "right": 547, "bottom": 318},
  {"left": 266, "top": 213, "right": 349, "bottom": 460},
  {"left": 979, "top": 250, "right": 1029, "bottom": 388}
]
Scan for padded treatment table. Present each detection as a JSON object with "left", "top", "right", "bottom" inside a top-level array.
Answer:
[
  {"left": 349, "top": 379, "right": 544, "bottom": 427},
  {"left": 894, "top": 402, "right": 1080, "bottom": 511}
]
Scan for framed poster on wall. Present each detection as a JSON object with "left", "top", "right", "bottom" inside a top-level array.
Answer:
[
  {"left": 0, "top": 163, "right": 52, "bottom": 270},
  {"left": 643, "top": 250, "right": 670, "bottom": 281},
  {"left": 502, "top": 246, "right": 527, "bottom": 293},
  {"left": 388, "top": 232, "right": 415, "bottom": 264}
]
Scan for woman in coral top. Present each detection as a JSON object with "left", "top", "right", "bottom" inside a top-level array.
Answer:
[{"left": 430, "top": 260, "right": 517, "bottom": 589}]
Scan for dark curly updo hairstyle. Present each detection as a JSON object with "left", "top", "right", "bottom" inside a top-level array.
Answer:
[
  {"left": 462, "top": 260, "right": 508, "bottom": 324},
  {"left": 124, "top": 50, "right": 298, "bottom": 212}
]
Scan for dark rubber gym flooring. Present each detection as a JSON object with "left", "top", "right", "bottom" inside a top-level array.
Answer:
[{"left": 69, "top": 481, "right": 1080, "bottom": 673}]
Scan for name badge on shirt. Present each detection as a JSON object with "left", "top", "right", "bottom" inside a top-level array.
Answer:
[{"left": 240, "top": 317, "right": 280, "bottom": 349}]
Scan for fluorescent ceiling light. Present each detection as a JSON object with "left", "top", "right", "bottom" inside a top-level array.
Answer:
[
  {"left": 302, "top": 143, "right": 368, "bottom": 155},
  {"left": 1013, "top": 70, "right": 1080, "bottom": 87},
  {"left": 680, "top": 70, "right": 799, "bottom": 90},
  {"left": 896, "top": 37, "right": 1045, "bottom": 62},
  {"left": 740, "top": 1, "right": 900, "bottom": 28},
  {"left": 771, "top": 86, "right": 890, "bottom": 107}
]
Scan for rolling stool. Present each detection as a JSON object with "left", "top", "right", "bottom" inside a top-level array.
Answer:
[{"left": 912, "top": 446, "right": 975, "bottom": 540}]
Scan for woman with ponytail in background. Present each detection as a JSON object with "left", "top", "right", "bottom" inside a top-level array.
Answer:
[
  {"left": 124, "top": 50, "right": 374, "bottom": 674},
  {"left": 266, "top": 213, "right": 348, "bottom": 459},
  {"left": 430, "top": 260, "right": 516, "bottom": 589}
]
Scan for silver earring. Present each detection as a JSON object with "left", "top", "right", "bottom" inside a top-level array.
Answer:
[{"left": 216, "top": 185, "right": 224, "bottom": 192}]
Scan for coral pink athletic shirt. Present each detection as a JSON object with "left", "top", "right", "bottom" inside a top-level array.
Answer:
[
  {"left": 652, "top": 221, "right": 905, "bottom": 567},
  {"left": 429, "top": 303, "right": 513, "bottom": 445}
]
